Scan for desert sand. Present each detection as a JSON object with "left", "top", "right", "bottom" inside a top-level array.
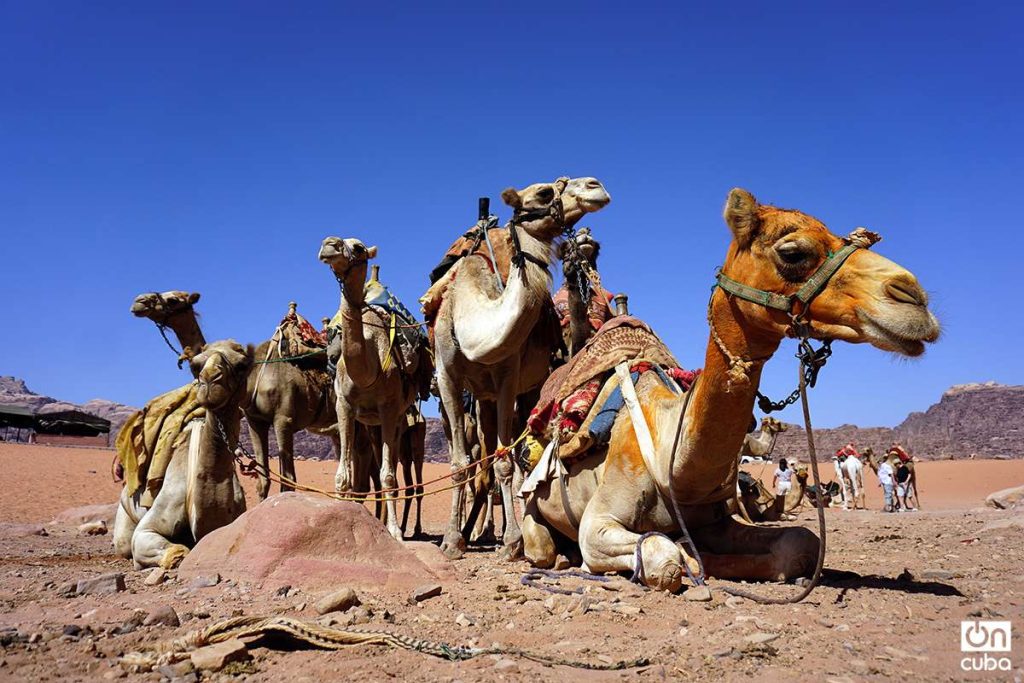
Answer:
[{"left": 1, "top": 442, "right": 1022, "bottom": 681}]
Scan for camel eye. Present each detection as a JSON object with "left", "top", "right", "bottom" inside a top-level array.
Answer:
[{"left": 776, "top": 243, "right": 809, "bottom": 265}]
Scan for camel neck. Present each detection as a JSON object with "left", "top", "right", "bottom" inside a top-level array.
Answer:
[
  {"left": 669, "top": 290, "right": 783, "bottom": 502},
  {"left": 337, "top": 264, "right": 380, "bottom": 388},
  {"left": 450, "top": 225, "right": 554, "bottom": 364},
  {"left": 163, "top": 308, "right": 206, "bottom": 351}
]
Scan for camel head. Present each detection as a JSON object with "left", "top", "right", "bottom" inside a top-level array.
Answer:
[
  {"left": 720, "top": 188, "right": 940, "bottom": 357},
  {"left": 501, "top": 177, "right": 610, "bottom": 240},
  {"left": 130, "top": 291, "right": 200, "bottom": 320},
  {"left": 318, "top": 237, "right": 378, "bottom": 280},
  {"left": 189, "top": 340, "right": 253, "bottom": 411},
  {"left": 558, "top": 227, "right": 601, "bottom": 269},
  {"left": 761, "top": 416, "right": 788, "bottom": 434}
]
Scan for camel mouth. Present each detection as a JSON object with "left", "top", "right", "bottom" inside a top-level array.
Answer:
[
  {"left": 859, "top": 307, "right": 939, "bottom": 358},
  {"left": 318, "top": 245, "right": 343, "bottom": 263},
  {"left": 579, "top": 195, "right": 611, "bottom": 212},
  {"left": 130, "top": 302, "right": 149, "bottom": 316}
]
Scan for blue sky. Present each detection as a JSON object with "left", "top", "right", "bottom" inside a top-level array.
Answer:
[{"left": 2, "top": 2, "right": 1021, "bottom": 432}]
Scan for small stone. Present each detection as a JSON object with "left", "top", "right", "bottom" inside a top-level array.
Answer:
[
  {"left": 144, "top": 569, "right": 168, "bottom": 586},
  {"left": 143, "top": 606, "right": 180, "bottom": 628},
  {"left": 62, "top": 624, "right": 83, "bottom": 638},
  {"left": 350, "top": 607, "right": 373, "bottom": 625},
  {"left": 493, "top": 658, "right": 518, "bottom": 672},
  {"left": 78, "top": 521, "right": 108, "bottom": 536},
  {"left": 57, "top": 582, "right": 78, "bottom": 598},
  {"left": 188, "top": 574, "right": 220, "bottom": 589},
  {"left": 189, "top": 639, "right": 249, "bottom": 671},
  {"left": 920, "top": 569, "right": 956, "bottom": 580},
  {"left": 725, "top": 596, "right": 745, "bottom": 609},
  {"left": 408, "top": 583, "right": 443, "bottom": 605},
  {"left": 76, "top": 573, "right": 126, "bottom": 596},
  {"left": 683, "top": 586, "right": 713, "bottom": 602},
  {"left": 610, "top": 604, "right": 643, "bottom": 615},
  {"left": 102, "top": 669, "right": 126, "bottom": 680},
  {"left": 455, "top": 613, "right": 475, "bottom": 627},
  {"left": 314, "top": 588, "right": 361, "bottom": 615},
  {"left": 553, "top": 555, "right": 572, "bottom": 571},
  {"left": 744, "top": 632, "right": 780, "bottom": 645},
  {"left": 158, "top": 661, "right": 195, "bottom": 679}
]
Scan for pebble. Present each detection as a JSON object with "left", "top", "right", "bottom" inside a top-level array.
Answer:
[
  {"left": 189, "top": 639, "right": 250, "bottom": 672},
  {"left": 314, "top": 587, "right": 361, "bottom": 615},
  {"left": 143, "top": 569, "right": 168, "bottom": 586},
  {"left": 76, "top": 573, "right": 126, "bottom": 596},
  {"left": 725, "top": 596, "right": 745, "bottom": 609},
  {"left": 188, "top": 574, "right": 220, "bottom": 589},
  {"left": 610, "top": 604, "right": 643, "bottom": 616},
  {"left": 408, "top": 583, "right": 443, "bottom": 605},
  {"left": 683, "top": 586, "right": 713, "bottom": 602},
  {"left": 455, "top": 613, "right": 476, "bottom": 627},
  {"left": 744, "top": 632, "right": 780, "bottom": 645},
  {"left": 143, "top": 606, "right": 180, "bottom": 628}
]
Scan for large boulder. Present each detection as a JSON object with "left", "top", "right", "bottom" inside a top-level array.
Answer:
[
  {"left": 985, "top": 484, "right": 1024, "bottom": 510},
  {"left": 51, "top": 503, "right": 118, "bottom": 528},
  {"left": 178, "top": 493, "right": 454, "bottom": 593}
]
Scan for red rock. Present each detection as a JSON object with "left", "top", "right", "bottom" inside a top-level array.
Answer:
[
  {"left": 178, "top": 492, "right": 453, "bottom": 593},
  {"left": 986, "top": 484, "right": 1024, "bottom": 510},
  {"left": 189, "top": 639, "right": 249, "bottom": 671}
]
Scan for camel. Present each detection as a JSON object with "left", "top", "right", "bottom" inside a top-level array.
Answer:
[
  {"left": 739, "top": 417, "right": 787, "bottom": 462},
  {"left": 555, "top": 227, "right": 614, "bottom": 357},
  {"left": 521, "top": 187, "right": 940, "bottom": 591},
  {"left": 113, "top": 341, "right": 251, "bottom": 569},
  {"left": 431, "top": 176, "right": 612, "bottom": 559},
  {"left": 131, "top": 290, "right": 206, "bottom": 363},
  {"left": 839, "top": 453, "right": 866, "bottom": 509},
  {"left": 318, "top": 237, "right": 432, "bottom": 540}
]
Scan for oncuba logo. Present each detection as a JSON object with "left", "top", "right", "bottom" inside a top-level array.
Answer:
[{"left": 960, "top": 620, "right": 1012, "bottom": 672}]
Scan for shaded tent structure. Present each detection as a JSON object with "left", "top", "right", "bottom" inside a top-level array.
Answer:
[{"left": 0, "top": 404, "right": 111, "bottom": 445}]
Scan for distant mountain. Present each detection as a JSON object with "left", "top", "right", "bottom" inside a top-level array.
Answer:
[
  {"left": 771, "top": 382, "right": 1023, "bottom": 460},
  {"left": 5, "top": 376, "right": 1020, "bottom": 461}
]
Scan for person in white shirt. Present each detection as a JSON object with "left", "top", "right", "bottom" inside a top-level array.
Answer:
[{"left": 877, "top": 458, "right": 895, "bottom": 512}]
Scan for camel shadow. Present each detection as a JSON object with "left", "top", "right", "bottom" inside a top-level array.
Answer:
[{"left": 821, "top": 568, "right": 964, "bottom": 601}]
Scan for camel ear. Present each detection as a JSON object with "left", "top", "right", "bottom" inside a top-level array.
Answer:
[
  {"left": 723, "top": 188, "right": 760, "bottom": 248},
  {"left": 366, "top": 245, "right": 378, "bottom": 259},
  {"left": 188, "top": 292, "right": 200, "bottom": 304},
  {"left": 501, "top": 187, "right": 522, "bottom": 209},
  {"left": 554, "top": 177, "right": 569, "bottom": 193}
]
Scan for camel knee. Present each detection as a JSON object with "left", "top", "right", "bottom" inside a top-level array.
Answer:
[
  {"left": 771, "top": 527, "right": 820, "bottom": 580},
  {"left": 493, "top": 457, "right": 513, "bottom": 483},
  {"left": 523, "top": 512, "right": 557, "bottom": 568}
]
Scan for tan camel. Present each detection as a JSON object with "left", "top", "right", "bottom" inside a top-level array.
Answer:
[
  {"left": 431, "top": 176, "right": 612, "bottom": 559},
  {"left": 739, "top": 417, "right": 787, "bottom": 461},
  {"left": 113, "top": 341, "right": 251, "bottom": 569},
  {"left": 131, "top": 290, "right": 206, "bottom": 362},
  {"left": 522, "top": 188, "right": 940, "bottom": 590},
  {"left": 318, "top": 237, "right": 432, "bottom": 540},
  {"left": 243, "top": 308, "right": 340, "bottom": 501},
  {"left": 734, "top": 467, "right": 810, "bottom": 523}
]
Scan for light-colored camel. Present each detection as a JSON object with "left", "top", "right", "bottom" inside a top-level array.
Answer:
[
  {"left": 739, "top": 417, "right": 787, "bottom": 461},
  {"left": 432, "top": 176, "right": 612, "bottom": 559},
  {"left": 839, "top": 455, "right": 866, "bottom": 509},
  {"left": 733, "top": 467, "right": 809, "bottom": 523},
  {"left": 113, "top": 341, "right": 251, "bottom": 569},
  {"left": 522, "top": 188, "right": 940, "bottom": 591},
  {"left": 318, "top": 237, "right": 432, "bottom": 540},
  {"left": 131, "top": 291, "right": 206, "bottom": 362}
]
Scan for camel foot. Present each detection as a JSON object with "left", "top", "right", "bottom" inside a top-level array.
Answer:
[
  {"left": 498, "top": 535, "right": 524, "bottom": 562},
  {"left": 470, "top": 524, "right": 497, "bottom": 546},
  {"left": 159, "top": 544, "right": 190, "bottom": 570},
  {"left": 440, "top": 532, "right": 466, "bottom": 560}
]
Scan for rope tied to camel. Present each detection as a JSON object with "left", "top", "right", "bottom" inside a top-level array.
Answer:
[{"left": 120, "top": 615, "right": 650, "bottom": 673}]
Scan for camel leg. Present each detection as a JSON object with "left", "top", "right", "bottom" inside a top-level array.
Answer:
[
  {"left": 364, "top": 427, "right": 384, "bottom": 521},
  {"left": 399, "top": 442, "right": 414, "bottom": 539},
  {"left": 130, "top": 477, "right": 190, "bottom": 570},
  {"left": 436, "top": 361, "right": 470, "bottom": 559},
  {"left": 577, "top": 491, "right": 696, "bottom": 593},
  {"left": 493, "top": 389, "right": 523, "bottom": 560},
  {"left": 274, "top": 417, "right": 296, "bottom": 494},
  {"left": 411, "top": 420, "right": 425, "bottom": 539},
  {"left": 334, "top": 393, "right": 356, "bottom": 494},
  {"left": 378, "top": 414, "right": 403, "bottom": 540},
  {"left": 112, "top": 489, "right": 138, "bottom": 559},
  {"left": 523, "top": 493, "right": 558, "bottom": 568},
  {"left": 247, "top": 418, "right": 272, "bottom": 501},
  {"left": 694, "top": 515, "right": 819, "bottom": 582},
  {"left": 468, "top": 404, "right": 496, "bottom": 544}
]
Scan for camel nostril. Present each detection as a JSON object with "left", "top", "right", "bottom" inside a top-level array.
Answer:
[{"left": 886, "top": 279, "right": 927, "bottom": 306}]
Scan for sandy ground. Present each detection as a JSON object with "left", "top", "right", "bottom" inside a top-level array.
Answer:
[{"left": 1, "top": 443, "right": 1022, "bottom": 681}]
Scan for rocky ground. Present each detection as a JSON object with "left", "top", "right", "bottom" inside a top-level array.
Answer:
[{"left": 0, "top": 446, "right": 1022, "bottom": 682}]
